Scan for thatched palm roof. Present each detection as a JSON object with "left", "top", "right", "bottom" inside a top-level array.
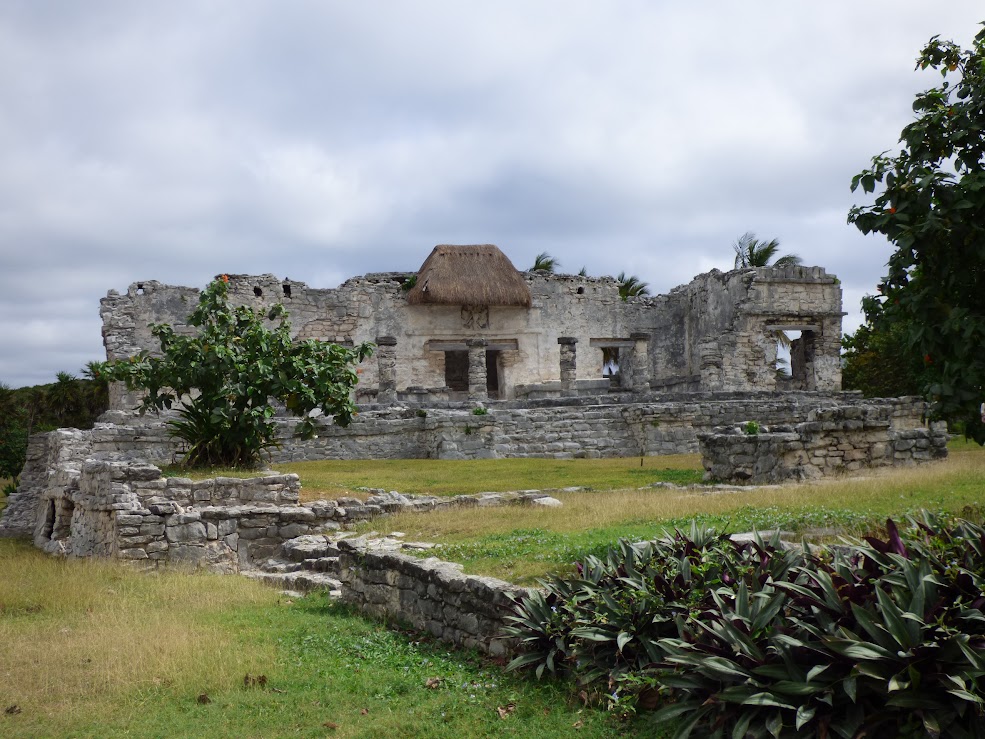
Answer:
[{"left": 406, "top": 245, "right": 532, "bottom": 307}]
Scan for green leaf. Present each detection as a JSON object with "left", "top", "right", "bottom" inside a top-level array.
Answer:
[
  {"left": 795, "top": 704, "right": 816, "bottom": 731},
  {"left": 743, "top": 693, "right": 796, "bottom": 710}
]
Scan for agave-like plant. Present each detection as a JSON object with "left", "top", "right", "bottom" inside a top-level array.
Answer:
[{"left": 505, "top": 514, "right": 985, "bottom": 737}]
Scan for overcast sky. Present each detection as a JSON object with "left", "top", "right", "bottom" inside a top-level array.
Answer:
[{"left": 1, "top": 2, "right": 982, "bottom": 387}]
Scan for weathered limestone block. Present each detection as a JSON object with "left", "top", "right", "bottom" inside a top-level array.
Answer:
[
  {"left": 699, "top": 404, "right": 948, "bottom": 484},
  {"left": 166, "top": 521, "right": 207, "bottom": 543}
]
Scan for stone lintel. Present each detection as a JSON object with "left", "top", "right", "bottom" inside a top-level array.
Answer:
[
  {"left": 588, "top": 338, "right": 634, "bottom": 349},
  {"left": 427, "top": 339, "right": 518, "bottom": 352}
]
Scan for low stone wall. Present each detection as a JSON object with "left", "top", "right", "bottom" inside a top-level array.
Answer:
[
  {"left": 698, "top": 406, "right": 949, "bottom": 484},
  {"left": 31, "top": 455, "right": 333, "bottom": 572},
  {"left": 93, "top": 391, "right": 930, "bottom": 463},
  {"left": 336, "top": 538, "right": 528, "bottom": 656}
]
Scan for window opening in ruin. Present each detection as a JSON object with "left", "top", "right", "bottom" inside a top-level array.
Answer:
[
  {"left": 444, "top": 351, "right": 469, "bottom": 391},
  {"left": 486, "top": 350, "right": 501, "bottom": 399},
  {"left": 790, "top": 330, "right": 816, "bottom": 390},
  {"left": 254, "top": 286, "right": 263, "bottom": 297},
  {"left": 776, "top": 331, "right": 798, "bottom": 382},
  {"left": 136, "top": 283, "right": 145, "bottom": 295},
  {"left": 282, "top": 284, "right": 292, "bottom": 298},
  {"left": 577, "top": 286, "right": 585, "bottom": 294},
  {"left": 602, "top": 347, "right": 620, "bottom": 383}
]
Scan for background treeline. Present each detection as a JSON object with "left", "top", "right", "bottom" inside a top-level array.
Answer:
[{"left": 0, "top": 367, "right": 109, "bottom": 488}]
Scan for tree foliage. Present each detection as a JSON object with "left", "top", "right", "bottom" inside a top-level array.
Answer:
[
  {"left": 842, "top": 296, "right": 927, "bottom": 399},
  {"left": 530, "top": 252, "right": 559, "bottom": 273},
  {"left": 0, "top": 372, "right": 109, "bottom": 485},
  {"left": 849, "top": 23, "right": 985, "bottom": 442},
  {"left": 615, "top": 271, "right": 649, "bottom": 300},
  {"left": 732, "top": 232, "right": 801, "bottom": 269},
  {"left": 96, "top": 277, "right": 374, "bottom": 468}
]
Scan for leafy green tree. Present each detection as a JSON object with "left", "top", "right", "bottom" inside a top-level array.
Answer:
[
  {"left": 842, "top": 295, "right": 926, "bottom": 399},
  {"left": 96, "top": 276, "right": 374, "bottom": 468},
  {"left": 849, "top": 23, "right": 985, "bottom": 442},
  {"left": 0, "top": 383, "right": 27, "bottom": 483},
  {"left": 529, "top": 252, "right": 559, "bottom": 272},
  {"left": 615, "top": 271, "right": 649, "bottom": 300},
  {"left": 732, "top": 232, "right": 801, "bottom": 268}
]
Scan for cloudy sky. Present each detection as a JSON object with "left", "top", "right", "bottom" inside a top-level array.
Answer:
[{"left": 1, "top": 2, "right": 982, "bottom": 387}]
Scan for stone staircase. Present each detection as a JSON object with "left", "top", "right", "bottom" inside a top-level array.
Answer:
[
  {"left": 242, "top": 534, "right": 345, "bottom": 596},
  {"left": 242, "top": 532, "right": 440, "bottom": 597}
]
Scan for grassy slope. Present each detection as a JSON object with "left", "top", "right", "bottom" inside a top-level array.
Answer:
[{"left": 0, "top": 539, "right": 646, "bottom": 738}]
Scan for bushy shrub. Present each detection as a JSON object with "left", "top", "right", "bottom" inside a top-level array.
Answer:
[
  {"left": 96, "top": 277, "right": 374, "bottom": 468},
  {"left": 505, "top": 514, "right": 985, "bottom": 736}
]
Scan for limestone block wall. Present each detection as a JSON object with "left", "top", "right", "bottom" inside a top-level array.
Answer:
[
  {"left": 0, "top": 429, "right": 93, "bottom": 539},
  {"left": 698, "top": 406, "right": 949, "bottom": 485},
  {"left": 0, "top": 395, "right": 930, "bottom": 490},
  {"left": 29, "top": 454, "right": 335, "bottom": 571},
  {"left": 336, "top": 538, "right": 528, "bottom": 656},
  {"left": 683, "top": 266, "right": 843, "bottom": 393},
  {"left": 99, "top": 262, "right": 843, "bottom": 404}
]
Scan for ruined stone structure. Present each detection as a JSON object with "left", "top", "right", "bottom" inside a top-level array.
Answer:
[
  {"left": 698, "top": 406, "right": 949, "bottom": 485},
  {"left": 99, "top": 245, "right": 844, "bottom": 407}
]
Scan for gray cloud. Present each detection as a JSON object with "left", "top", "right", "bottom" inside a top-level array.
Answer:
[{"left": 1, "top": 1, "right": 982, "bottom": 386}]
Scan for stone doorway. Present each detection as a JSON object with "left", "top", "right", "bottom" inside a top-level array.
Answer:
[
  {"left": 444, "top": 351, "right": 469, "bottom": 392},
  {"left": 486, "top": 350, "right": 501, "bottom": 399}
]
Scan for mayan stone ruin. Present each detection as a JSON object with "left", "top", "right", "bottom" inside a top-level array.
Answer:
[
  {"left": 0, "top": 244, "right": 947, "bottom": 606},
  {"left": 100, "top": 244, "right": 845, "bottom": 408}
]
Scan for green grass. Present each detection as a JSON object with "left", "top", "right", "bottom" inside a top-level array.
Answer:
[
  {"left": 0, "top": 538, "right": 648, "bottom": 738},
  {"left": 272, "top": 455, "right": 703, "bottom": 499},
  {"left": 350, "top": 445, "right": 985, "bottom": 582}
]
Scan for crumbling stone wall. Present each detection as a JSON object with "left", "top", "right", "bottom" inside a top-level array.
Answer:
[
  {"left": 337, "top": 539, "right": 527, "bottom": 656},
  {"left": 99, "top": 262, "right": 843, "bottom": 404},
  {"left": 698, "top": 406, "right": 949, "bottom": 485}
]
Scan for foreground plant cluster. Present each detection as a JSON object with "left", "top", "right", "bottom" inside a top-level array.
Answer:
[{"left": 506, "top": 514, "right": 985, "bottom": 738}]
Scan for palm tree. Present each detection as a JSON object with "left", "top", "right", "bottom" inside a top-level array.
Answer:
[
  {"left": 733, "top": 232, "right": 801, "bottom": 269},
  {"left": 48, "top": 371, "right": 81, "bottom": 425},
  {"left": 731, "top": 233, "right": 802, "bottom": 356},
  {"left": 530, "top": 252, "right": 559, "bottom": 273},
  {"left": 616, "top": 272, "right": 650, "bottom": 300}
]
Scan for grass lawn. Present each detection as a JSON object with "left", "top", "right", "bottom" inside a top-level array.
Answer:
[
  {"left": 274, "top": 454, "right": 704, "bottom": 499},
  {"left": 0, "top": 538, "right": 647, "bottom": 738},
  {"left": 345, "top": 444, "right": 985, "bottom": 582},
  {"left": 4, "top": 444, "right": 985, "bottom": 735}
]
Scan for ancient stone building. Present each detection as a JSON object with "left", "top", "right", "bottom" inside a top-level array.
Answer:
[{"left": 100, "top": 244, "right": 844, "bottom": 407}]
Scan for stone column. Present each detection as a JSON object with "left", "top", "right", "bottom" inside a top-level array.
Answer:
[
  {"left": 557, "top": 337, "right": 578, "bottom": 394},
  {"left": 375, "top": 336, "right": 398, "bottom": 404},
  {"left": 466, "top": 338, "right": 488, "bottom": 402},
  {"left": 630, "top": 333, "right": 651, "bottom": 392}
]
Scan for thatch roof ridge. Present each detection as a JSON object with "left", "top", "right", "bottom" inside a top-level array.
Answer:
[{"left": 406, "top": 244, "right": 532, "bottom": 307}]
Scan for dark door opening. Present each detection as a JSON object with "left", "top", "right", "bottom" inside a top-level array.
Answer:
[
  {"left": 444, "top": 351, "right": 469, "bottom": 391},
  {"left": 486, "top": 350, "right": 501, "bottom": 399}
]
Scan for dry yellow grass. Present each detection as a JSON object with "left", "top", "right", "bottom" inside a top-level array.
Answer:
[
  {"left": 0, "top": 541, "right": 280, "bottom": 730},
  {"left": 356, "top": 448, "right": 985, "bottom": 545}
]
